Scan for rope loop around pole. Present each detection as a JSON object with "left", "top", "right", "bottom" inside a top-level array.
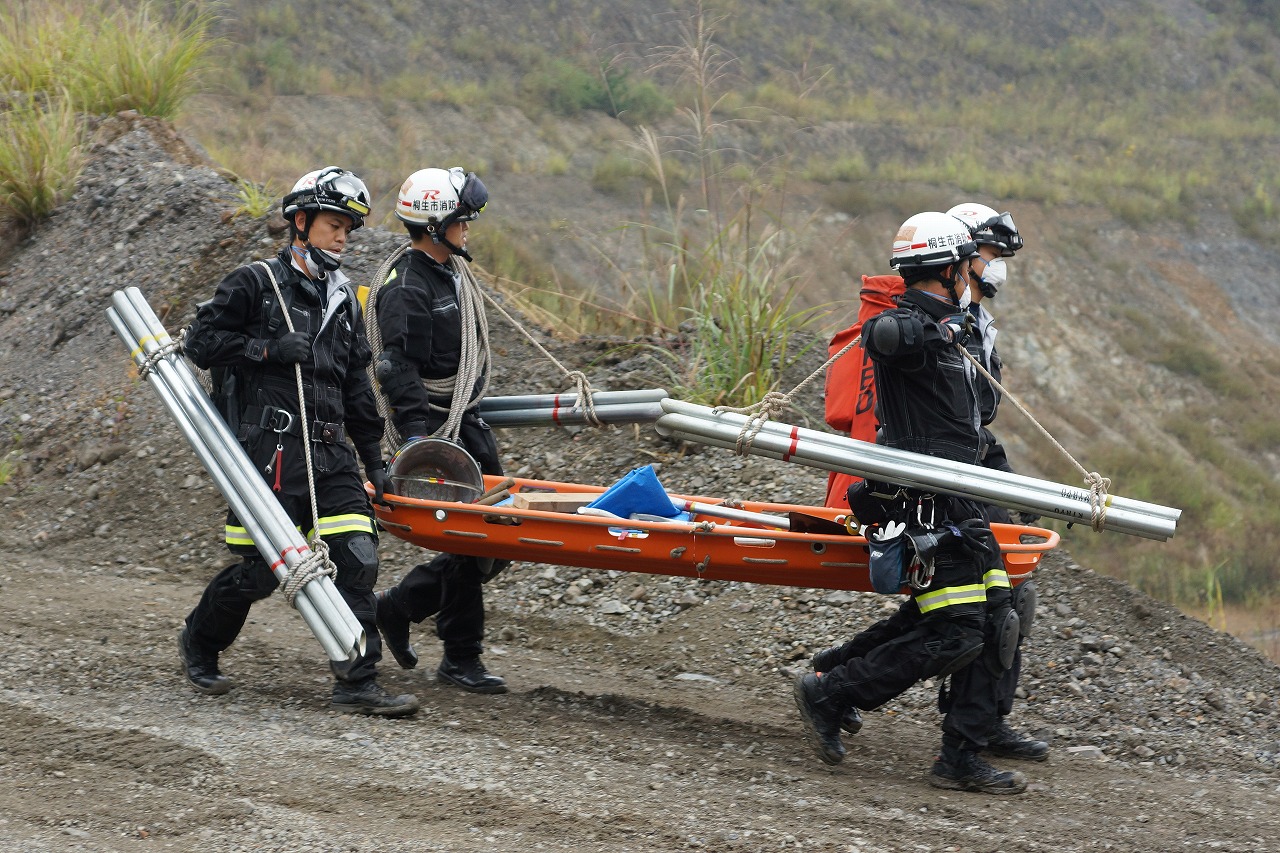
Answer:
[
  {"left": 137, "top": 339, "right": 183, "bottom": 379},
  {"left": 955, "top": 342, "right": 1111, "bottom": 531},
  {"left": 283, "top": 537, "right": 337, "bottom": 607},
  {"left": 563, "top": 369, "right": 604, "bottom": 427}
]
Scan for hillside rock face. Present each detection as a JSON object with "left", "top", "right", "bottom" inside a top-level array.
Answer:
[{"left": 1, "top": 118, "right": 1279, "bottom": 852}]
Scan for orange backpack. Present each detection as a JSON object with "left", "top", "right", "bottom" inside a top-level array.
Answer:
[{"left": 822, "top": 274, "right": 904, "bottom": 508}]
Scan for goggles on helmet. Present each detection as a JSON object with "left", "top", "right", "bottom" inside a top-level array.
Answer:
[
  {"left": 448, "top": 167, "right": 489, "bottom": 223},
  {"left": 975, "top": 212, "right": 1023, "bottom": 253}
]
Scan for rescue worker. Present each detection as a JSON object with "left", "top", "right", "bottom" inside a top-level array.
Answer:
[
  {"left": 814, "top": 204, "right": 1047, "bottom": 763},
  {"left": 178, "top": 167, "right": 419, "bottom": 717},
  {"left": 945, "top": 202, "right": 1047, "bottom": 763},
  {"left": 793, "top": 211, "right": 1026, "bottom": 794},
  {"left": 370, "top": 166, "right": 509, "bottom": 695}
]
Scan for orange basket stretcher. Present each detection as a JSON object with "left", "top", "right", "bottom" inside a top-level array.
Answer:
[{"left": 371, "top": 475, "right": 1059, "bottom": 593}]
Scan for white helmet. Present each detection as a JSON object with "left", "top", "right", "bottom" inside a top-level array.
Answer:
[
  {"left": 946, "top": 202, "right": 1023, "bottom": 256},
  {"left": 395, "top": 167, "right": 488, "bottom": 232},
  {"left": 889, "top": 211, "right": 979, "bottom": 270},
  {"left": 282, "top": 166, "right": 371, "bottom": 230}
]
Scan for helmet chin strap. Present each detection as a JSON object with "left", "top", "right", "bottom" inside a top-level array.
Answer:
[
  {"left": 429, "top": 226, "right": 472, "bottom": 262},
  {"left": 307, "top": 243, "right": 342, "bottom": 272}
]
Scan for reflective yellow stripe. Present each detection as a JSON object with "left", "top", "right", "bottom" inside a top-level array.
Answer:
[
  {"left": 225, "top": 523, "right": 304, "bottom": 547},
  {"left": 224, "top": 525, "right": 254, "bottom": 547},
  {"left": 984, "top": 568, "right": 1010, "bottom": 590},
  {"left": 917, "top": 583, "right": 986, "bottom": 614},
  {"left": 312, "top": 513, "right": 375, "bottom": 539},
  {"left": 385, "top": 268, "right": 397, "bottom": 284}
]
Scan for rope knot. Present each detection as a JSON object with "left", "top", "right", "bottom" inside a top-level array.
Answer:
[
  {"left": 1083, "top": 471, "right": 1112, "bottom": 532},
  {"left": 282, "top": 537, "right": 337, "bottom": 606},
  {"left": 564, "top": 370, "right": 604, "bottom": 427}
]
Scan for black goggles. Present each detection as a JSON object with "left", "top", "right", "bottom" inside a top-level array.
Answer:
[
  {"left": 449, "top": 168, "right": 488, "bottom": 221},
  {"left": 978, "top": 212, "right": 1022, "bottom": 250}
]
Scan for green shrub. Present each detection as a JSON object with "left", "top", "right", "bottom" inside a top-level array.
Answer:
[
  {"left": 1, "top": 1, "right": 218, "bottom": 120},
  {"left": 0, "top": 98, "right": 85, "bottom": 227}
]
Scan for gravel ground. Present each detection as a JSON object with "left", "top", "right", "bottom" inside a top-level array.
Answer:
[{"left": 0, "top": 115, "right": 1278, "bottom": 852}]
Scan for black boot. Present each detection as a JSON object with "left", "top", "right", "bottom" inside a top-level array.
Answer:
[
  {"left": 178, "top": 627, "right": 231, "bottom": 696},
  {"left": 841, "top": 706, "right": 864, "bottom": 735},
  {"left": 331, "top": 679, "right": 420, "bottom": 717},
  {"left": 792, "top": 673, "right": 847, "bottom": 765},
  {"left": 375, "top": 589, "right": 417, "bottom": 670},
  {"left": 929, "top": 741, "right": 1027, "bottom": 794},
  {"left": 811, "top": 645, "right": 843, "bottom": 673},
  {"left": 437, "top": 655, "right": 508, "bottom": 694},
  {"left": 986, "top": 721, "right": 1049, "bottom": 762}
]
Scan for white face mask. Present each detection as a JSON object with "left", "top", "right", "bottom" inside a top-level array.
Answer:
[
  {"left": 957, "top": 279, "right": 972, "bottom": 310},
  {"left": 980, "top": 257, "right": 1007, "bottom": 292}
]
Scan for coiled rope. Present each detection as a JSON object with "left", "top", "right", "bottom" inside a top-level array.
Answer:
[{"left": 363, "top": 245, "right": 605, "bottom": 448}]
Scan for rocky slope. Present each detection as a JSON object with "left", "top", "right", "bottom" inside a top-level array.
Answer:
[{"left": 1, "top": 116, "right": 1279, "bottom": 852}]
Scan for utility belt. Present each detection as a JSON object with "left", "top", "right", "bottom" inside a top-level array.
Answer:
[{"left": 243, "top": 405, "right": 347, "bottom": 444}]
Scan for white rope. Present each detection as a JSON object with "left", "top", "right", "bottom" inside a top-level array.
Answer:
[
  {"left": 955, "top": 342, "right": 1111, "bottom": 531},
  {"left": 476, "top": 287, "right": 606, "bottom": 427},
  {"left": 714, "top": 336, "right": 862, "bottom": 455},
  {"left": 256, "top": 261, "right": 336, "bottom": 602},
  {"left": 362, "top": 245, "right": 492, "bottom": 450}
]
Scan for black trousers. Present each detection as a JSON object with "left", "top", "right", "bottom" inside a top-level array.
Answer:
[
  {"left": 386, "top": 412, "right": 508, "bottom": 662},
  {"left": 185, "top": 463, "right": 383, "bottom": 684}
]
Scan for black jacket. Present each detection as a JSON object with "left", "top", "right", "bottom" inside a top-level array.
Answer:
[
  {"left": 372, "top": 249, "right": 485, "bottom": 438},
  {"left": 183, "top": 251, "right": 384, "bottom": 480},
  {"left": 862, "top": 288, "right": 985, "bottom": 465}
]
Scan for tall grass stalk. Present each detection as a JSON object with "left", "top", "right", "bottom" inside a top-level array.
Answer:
[
  {"left": 607, "top": 4, "right": 827, "bottom": 406},
  {"left": 0, "top": 1, "right": 217, "bottom": 121},
  {"left": 81, "top": 2, "right": 218, "bottom": 119},
  {"left": 0, "top": 98, "right": 85, "bottom": 227}
]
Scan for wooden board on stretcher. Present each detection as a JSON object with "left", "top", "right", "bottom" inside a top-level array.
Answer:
[{"left": 369, "top": 475, "right": 1060, "bottom": 593}]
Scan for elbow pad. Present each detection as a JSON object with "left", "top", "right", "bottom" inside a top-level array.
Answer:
[
  {"left": 867, "top": 311, "right": 920, "bottom": 356},
  {"left": 374, "top": 352, "right": 420, "bottom": 397}
]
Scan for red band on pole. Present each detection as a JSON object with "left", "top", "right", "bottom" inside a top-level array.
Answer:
[{"left": 783, "top": 426, "right": 800, "bottom": 462}]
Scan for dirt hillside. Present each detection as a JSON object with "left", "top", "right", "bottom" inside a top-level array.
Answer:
[{"left": 1, "top": 116, "right": 1279, "bottom": 853}]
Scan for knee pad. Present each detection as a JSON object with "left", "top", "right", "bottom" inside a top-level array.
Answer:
[
  {"left": 987, "top": 607, "right": 1021, "bottom": 673},
  {"left": 329, "top": 532, "right": 379, "bottom": 593},
  {"left": 234, "top": 557, "right": 280, "bottom": 601},
  {"left": 1012, "top": 579, "right": 1037, "bottom": 637}
]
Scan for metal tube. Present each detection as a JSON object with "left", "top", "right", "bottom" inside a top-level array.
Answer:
[
  {"left": 678, "top": 500, "right": 791, "bottom": 530},
  {"left": 107, "top": 308, "right": 349, "bottom": 660},
  {"left": 111, "top": 292, "right": 365, "bottom": 657},
  {"left": 481, "top": 401, "right": 665, "bottom": 427},
  {"left": 112, "top": 298, "right": 361, "bottom": 657},
  {"left": 655, "top": 412, "right": 1176, "bottom": 540},
  {"left": 118, "top": 289, "right": 368, "bottom": 648},
  {"left": 658, "top": 416, "right": 1175, "bottom": 540},
  {"left": 660, "top": 397, "right": 1182, "bottom": 525},
  {"left": 480, "top": 388, "right": 669, "bottom": 413},
  {"left": 117, "top": 290, "right": 366, "bottom": 652}
]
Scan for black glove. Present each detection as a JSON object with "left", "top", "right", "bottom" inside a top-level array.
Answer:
[
  {"left": 368, "top": 464, "right": 394, "bottom": 503},
  {"left": 265, "top": 332, "right": 311, "bottom": 364},
  {"left": 940, "top": 312, "right": 976, "bottom": 346},
  {"left": 950, "top": 518, "right": 998, "bottom": 566},
  {"left": 1012, "top": 510, "right": 1042, "bottom": 526}
]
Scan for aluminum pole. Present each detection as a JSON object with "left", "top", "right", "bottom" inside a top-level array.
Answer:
[
  {"left": 111, "top": 297, "right": 360, "bottom": 657},
  {"left": 480, "top": 388, "right": 669, "bottom": 413},
  {"left": 110, "top": 290, "right": 364, "bottom": 658},
  {"left": 481, "top": 401, "right": 665, "bottom": 427},
  {"left": 107, "top": 308, "right": 349, "bottom": 660},
  {"left": 656, "top": 410, "right": 1177, "bottom": 540},
  {"left": 118, "top": 288, "right": 365, "bottom": 650},
  {"left": 661, "top": 397, "right": 1181, "bottom": 525}
]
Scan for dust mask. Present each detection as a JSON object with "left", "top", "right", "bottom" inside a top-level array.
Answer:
[{"left": 978, "top": 258, "right": 1007, "bottom": 297}]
